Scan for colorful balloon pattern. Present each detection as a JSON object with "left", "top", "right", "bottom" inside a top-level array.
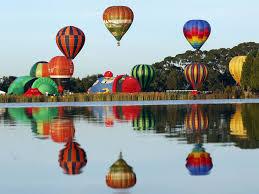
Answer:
[
  {"left": 184, "top": 63, "right": 208, "bottom": 90},
  {"left": 106, "top": 152, "right": 137, "bottom": 189},
  {"left": 185, "top": 105, "right": 208, "bottom": 134},
  {"left": 229, "top": 56, "right": 247, "bottom": 85},
  {"left": 59, "top": 141, "right": 87, "bottom": 175},
  {"left": 183, "top": 20, "right": 211, "bottom": 50},
  {"left": 56, "top": 26, "right": 85, "bottom": 59},
  {"left": 186, "top": 144, "right": 213, "bottom": 175},
  {"left": 103, "top": 6, "right": 134, "bottom": 46},
  {"left": 131, "top": 64, "right": 155, "bottom": 91},
  {"left": 30, "top": 61, "right": 49, "bottom": 77}
]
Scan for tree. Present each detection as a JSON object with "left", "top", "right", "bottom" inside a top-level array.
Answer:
[{"left": 241, "top": 53, "right": 254, "bottom": 90}]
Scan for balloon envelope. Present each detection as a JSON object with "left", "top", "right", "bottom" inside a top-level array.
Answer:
[
  {"left": 30, "top": 61, "right": 49, "bottom": 77},
  {"left": 56, "top": 26, "right": 85, "bottom": 59},
  {"left": 183, "top": 20, "right": 211, "bottom": 50},
  {"left": 103, "top": 6, "right": 134, "bottom": 45},
  {"left": 184, "top": 63, "right": 208, "bottom": 90},
  {"left": 131, "top": 64, "right": 155, "bottom": 91},
  {"left": 229, "top": 56, "right": 247, "bottom": 85},
  {"left": 48, "top": 56, "right": 74, "bottom": 79}
]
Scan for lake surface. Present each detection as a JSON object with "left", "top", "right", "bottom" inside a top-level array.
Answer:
[{"left": 0, "top": 103, "right": 259, "bottom": 194}]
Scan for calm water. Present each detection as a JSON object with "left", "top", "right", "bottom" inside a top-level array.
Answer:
[{"left": 0, "top": 103, "right": 259, "bottom": 194}]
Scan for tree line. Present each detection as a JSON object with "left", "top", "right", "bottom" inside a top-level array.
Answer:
[{"left": 1, "top": 42, "right": 259, "bottom": 93}]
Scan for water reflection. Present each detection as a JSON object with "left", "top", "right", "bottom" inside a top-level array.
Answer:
[
  {"left": 2, "top": 104, "right": 259, "bottom": 149},
  {"left": 59, "top": 141, "right": 87, "bottom": 175},
  {"left": 106, "top": 152, "right": 137, "bottom": 189},
  {"left": 186, "top": 144, "right": 213, "bottom": 176}
]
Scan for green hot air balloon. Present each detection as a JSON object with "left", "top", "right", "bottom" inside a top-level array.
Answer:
[
  {"left": 131, "top": 64, "right": 155, "bottom": 91},
  {"left": 31, "top": 77, "right": 58, "bottom": 96},
  {"left": 7, "top": 76, "right": 36, "bottom": 95}
]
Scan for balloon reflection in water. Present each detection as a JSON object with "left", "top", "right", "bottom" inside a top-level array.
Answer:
[
  {"left": 186, "top": 144, "right": 213, "bottom": 176},
  {"left": 59, "top": 141, "right": 87, "bottom": 175},
  {"left": 132, "top": 107, "right": 155, "bottom": 131},
  {"left": 50, "top": 119, "right": 75, "bottom": 143},
  {"left": 230, "top": 105, "right": 248, "bottom": 139},
  {"left": 113, "top": 106, "right": 141, "bottom": 122},
  {"left": 185, "top": 105, "right": 208, "bottom": 134},
  {"left": 106, "top": 152, "right": 137, "bottom": 189}
]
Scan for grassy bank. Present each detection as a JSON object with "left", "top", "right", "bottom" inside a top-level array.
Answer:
[{"left": 0, "top": 90, "right": 256, "bottom": 103}]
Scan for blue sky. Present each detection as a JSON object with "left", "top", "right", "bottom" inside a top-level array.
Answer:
[{"left": 0, "top": 0, "right": 258, "bottom": 78}]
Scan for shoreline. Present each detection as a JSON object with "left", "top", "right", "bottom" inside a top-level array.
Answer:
[{"left": 1, "top": 98, "right": 259, "bottom": 108}]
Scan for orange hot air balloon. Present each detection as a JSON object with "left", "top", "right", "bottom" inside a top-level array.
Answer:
[
  {"left": 50, "top": 119, "right": 75, "bottom": 143},
  {"left": 106, "top": 152, "right": 137, "bottom": 189},
  {"left": 59, "top": 141, "right": 87, "bottom": 175},
  {"left": 56, "top": 26, "right": 85, "bottom": 59},
  {"left": 185, "top": 105, "right": 208, "bottom": 134},
  {"left": 48, "top": 56, "right": 74, "bottom": 79},
  {"left": 103, "top": 6, "right": 134, "bottom": 46}
]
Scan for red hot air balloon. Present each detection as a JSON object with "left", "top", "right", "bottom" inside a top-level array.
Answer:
[
  {"left": 184, "top": 63, "right": 208, "bottom": 90},
  {"left": 56, "top": 26, "right": 85, "bottom": 59},
  {"left": 104, "top": 71, "right": 113, "bottom": 78},
  {"left": 48, "top": 56, "right": 74, "bottom": 79},
  {"left": 59, "top": 141, "right": 87, "bottom": 175}
]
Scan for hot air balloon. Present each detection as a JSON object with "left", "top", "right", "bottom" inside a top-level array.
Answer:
[
  {"left": 104, "top": 71, "right": 113, "bottom": 78},
  {"left": 106, "top": 152, "right": 137, "bottom": 189},
  {"left": 7, "top": 76, "right": 37, "bottom": 95},
  {"left": 103, "top": 6, "right": 134, "bottom": 46},
  {"left": 31, "top": 77, "right": 59, "bottom": 96},
  {"left": 229, "top": 56, "right": 247, "bottom": 85},
  {"left": 131, "top": 64, "right": 155, "bottom": 91},
  {"left": 183, "top": 20, "right": 211, "bottom": 50},
  {"left": 30, "top": 61, "right": 49, "bottom": 77},
  {"left": 185, "top": 105, "right": 208, "bottom": 134},
  {"left": 184, "top": 63, "right": 208, "bottom": 90},
  {"left": 59, "top": 141, "right": 87, "bottom": 175},
  {"left": 31, "top": 121, "right": 51, "bottom": 139},
  {"left": 186, "top": 144, "right": 213, "bottom": 175},
  {"left": 50, "top": 119, "right": 75, "bottom": 143},
  {"left": 112, "top": 75, "right": 141, "bottom": 93},
  {"left": 48, "top": 56, "right": 74, "bottom": 91},
  {"left": 56, "top": 26, "right": 85, "bottom": 59}
]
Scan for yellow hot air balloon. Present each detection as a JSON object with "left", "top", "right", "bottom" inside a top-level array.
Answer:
[{"left": 229, "top": 56, "right": 247, "bottom": 85}]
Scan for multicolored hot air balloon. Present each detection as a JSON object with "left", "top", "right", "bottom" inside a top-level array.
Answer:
[
  {"left": 183, "top": 20, "right": 211, "bottom": 50},
  {"left": 59, "top": 141, "right": 87, "bottom": 175},
  {"left": 229, "top": 56, "right": 247, "bottom": 85},
  {"left": 186, "top": 144, "right": 213, "bottom": 175},
  {"left": 185, "top": 105, "right": 208, "bottom": 134},
  {"left": 106, "top": 152, "right": 137, "bottom": 189},
  {"left": 103, "top": 6, "right": 134, "bottom": 46},
  {"left": 30, "top": 61, "right": 49, "bottom": 77},
  {"left": 184, "top": 63, "right": 208, "bottom": 90},
  {"left": 131, "top": 64, "right": 155, "bottom": 91},
  {"left": 56, "top": 26, "right": 85, "bottom": 59}
]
